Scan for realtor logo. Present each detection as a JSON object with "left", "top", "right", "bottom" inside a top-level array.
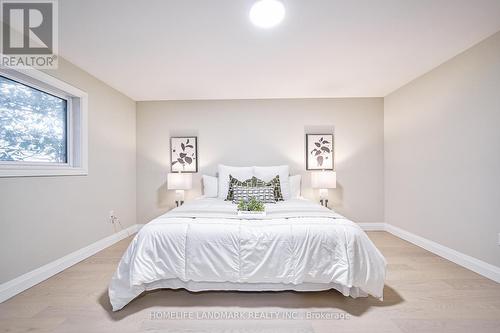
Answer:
[{"left": 1, "top": 0, "right": 58, "bottom": 68}]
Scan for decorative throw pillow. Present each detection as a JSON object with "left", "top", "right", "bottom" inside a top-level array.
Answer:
[
  {"left": 226, "top": 174, "right": 284, "bottom": 202},
  {"left": 254, "top": 175, "right": 284, "bottom": 201},
  {"left": 253, "top": 165, "right": 290, "bottom": 200},
  {"left": 217, "top": 165, "right": 253, "bottom": 200},
  {"left": 226, "top": 175, "right": 254, "bottom": 201},
  {"left": 232, "top": 185, "right": 275, "bottom": 204}
]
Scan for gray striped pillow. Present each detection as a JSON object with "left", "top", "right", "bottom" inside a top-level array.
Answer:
[
  {"left": 232, "top": 185, "right": 276, "bottom": 204},
  {"left": 226, "top": 174, "right": 284, "bottom": 202}
]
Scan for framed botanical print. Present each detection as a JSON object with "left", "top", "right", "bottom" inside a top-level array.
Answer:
[
  {"left": 306, "top": 134, "right": 334, "bottom": 170},
  {"left": 170, "top": 137, "right": 198, "bottom": 173}
]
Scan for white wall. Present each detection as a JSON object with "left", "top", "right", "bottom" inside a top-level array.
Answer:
[
  {"left": 385, "top": 31, "right": 500, "bottom": 267},
  {"left": 0, "top": 58, "right": 137, "bottom": 283},
  {"left": 136, "top": 98, "right": 384, "bottom": 225}
]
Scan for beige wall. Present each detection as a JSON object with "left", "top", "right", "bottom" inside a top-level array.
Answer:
[
  {"left": 136, "top": 98, "right": 384, "bottom": 225},
  {"left": 0, "top": 59, "right": 137, "bottom": 283},
  {"left": 384, "top": 31, "right": 500, "bottom": 267}
]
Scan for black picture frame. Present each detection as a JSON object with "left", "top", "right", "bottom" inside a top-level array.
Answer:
[
  {"left": 306, "top": 134, "right": 334, "bottom": 170},
  {"left": 170, "top": 136, "right": 198, "bottom": 173}
]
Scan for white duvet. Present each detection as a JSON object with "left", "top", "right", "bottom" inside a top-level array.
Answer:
[{"left": 109, "top": 198, "right": 386, "bottom": 311}]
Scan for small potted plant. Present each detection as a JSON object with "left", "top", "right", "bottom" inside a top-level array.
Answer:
[{"left": 237, "top": 197, "right": 266, "bottom": 218}]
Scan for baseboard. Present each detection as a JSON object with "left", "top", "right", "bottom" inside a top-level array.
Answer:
[
  {"left": 358, "top": 223, "right": 386, "bottom": 231},
  {"left": 0, "top": 224, "right": 143, "bottom": 304},
  {"left": 385, "top": 223, "right": 500, "bottom": 283}
]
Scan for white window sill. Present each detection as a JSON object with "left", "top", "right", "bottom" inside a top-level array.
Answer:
[{"left": 0, "top": 167, "right": 88, "bottom": 177}]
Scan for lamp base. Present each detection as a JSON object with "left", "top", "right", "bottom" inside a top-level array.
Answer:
[
  {"left": 175, "top": 190, "right": 185, "bottom": 207},
  {"left": 319, "top": 189, "right": 329, "bottom": 208}
]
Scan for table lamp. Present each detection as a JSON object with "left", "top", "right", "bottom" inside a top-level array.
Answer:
[
  {"left": 311, "top": 171, "right": 336, "bottom": 207},
  {"left": 167, "top": 172, "right": 192, "bottom": 207}
]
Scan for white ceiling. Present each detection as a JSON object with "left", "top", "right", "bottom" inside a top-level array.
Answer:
[{"left": 59, "top": 0, "right": 500, "bottom": 101}]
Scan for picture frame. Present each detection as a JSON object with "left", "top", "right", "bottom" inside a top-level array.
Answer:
[
  {"left": 306, "top": 134, "right": 334, "bottom": 170},
  {"left": 170, "top": 136, "right": 198, "bottom": 173}
]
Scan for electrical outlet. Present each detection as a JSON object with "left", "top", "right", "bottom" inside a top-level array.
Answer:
[{"left": 498, "top": 233, "right": 500, "bottom": 246}]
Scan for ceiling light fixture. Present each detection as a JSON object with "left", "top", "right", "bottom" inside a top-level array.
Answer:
[{"left": 249, "top": 0, "right": 285, "bottom": 28}]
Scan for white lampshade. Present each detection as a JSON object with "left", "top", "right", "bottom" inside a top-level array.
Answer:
[
  {"left": 167, "top": 173, "right": 192, "bottom": 190},
  {"left": 311, "top": 171, "right": 336, "bottom": 189}
]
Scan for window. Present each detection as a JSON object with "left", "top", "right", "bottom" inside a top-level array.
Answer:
[
  {"left": 0, "top": 68, "right": 88, "bottom": 177},
  {"left": 1, "top": 76, "right": 68, "bottom": 163}
]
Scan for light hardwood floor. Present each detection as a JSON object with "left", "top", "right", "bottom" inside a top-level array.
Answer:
[{"left": 1, "top": 231, "right": 499, "bottom": 333}]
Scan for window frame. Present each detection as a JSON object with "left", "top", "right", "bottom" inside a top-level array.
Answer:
[{"left": 0, "top": 68, "right": 88, "bottom": 177}]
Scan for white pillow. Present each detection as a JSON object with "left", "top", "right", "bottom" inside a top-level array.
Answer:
[
  {"left": 202, "top": 175, "right": 218, "bottom": 198},
  {"left": 253, "top": 165, "right": 290, "bottom": 200},
  {"left": 289, "top": 175, "right": 301, "bottom": 199},
  {"left": 217, "top": 164, "right": 254, "bottom": 200}
]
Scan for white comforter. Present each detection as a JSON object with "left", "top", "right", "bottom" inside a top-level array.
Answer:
[{"left": 109, "top": 198, "right": 386, "bottom": 311}]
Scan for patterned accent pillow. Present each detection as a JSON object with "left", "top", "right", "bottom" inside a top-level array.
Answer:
[
  {"left": 254, "top": 175, "right": 284, "bottom": 202},
  {"left": 232, "top": 185, "right": 275, "bottom": 204},
  {"left": 226, "top": 174, "right": 284, "bottom": 202},
  {"left": 226, "top": 175, "right": 254, "bottom": 201}
]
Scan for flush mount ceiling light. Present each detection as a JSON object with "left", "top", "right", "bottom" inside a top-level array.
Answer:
[{"left": 249, "top": 0, "right": 285, "bottom": 28}]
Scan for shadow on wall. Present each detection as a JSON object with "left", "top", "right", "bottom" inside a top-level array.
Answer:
[
  {"left": 331, "top": 183, "right": 344, "bottom": 210},
  {"left": 98, "top": 286, "right": 403, "bottom": 321},
  {"left": 157, "top": 181, "right": 169, "bottom": 209}
]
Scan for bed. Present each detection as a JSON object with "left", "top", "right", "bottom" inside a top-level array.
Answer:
[{"left": 108, "top": 198, "right": 386, "bottom": 311}]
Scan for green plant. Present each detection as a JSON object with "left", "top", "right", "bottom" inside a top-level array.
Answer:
[
  {"left": 237, "top": 197, "right": 265, "bottom": 212},
  {"left": 237, "top": 200, "right": 247, "bottom": 211}
]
